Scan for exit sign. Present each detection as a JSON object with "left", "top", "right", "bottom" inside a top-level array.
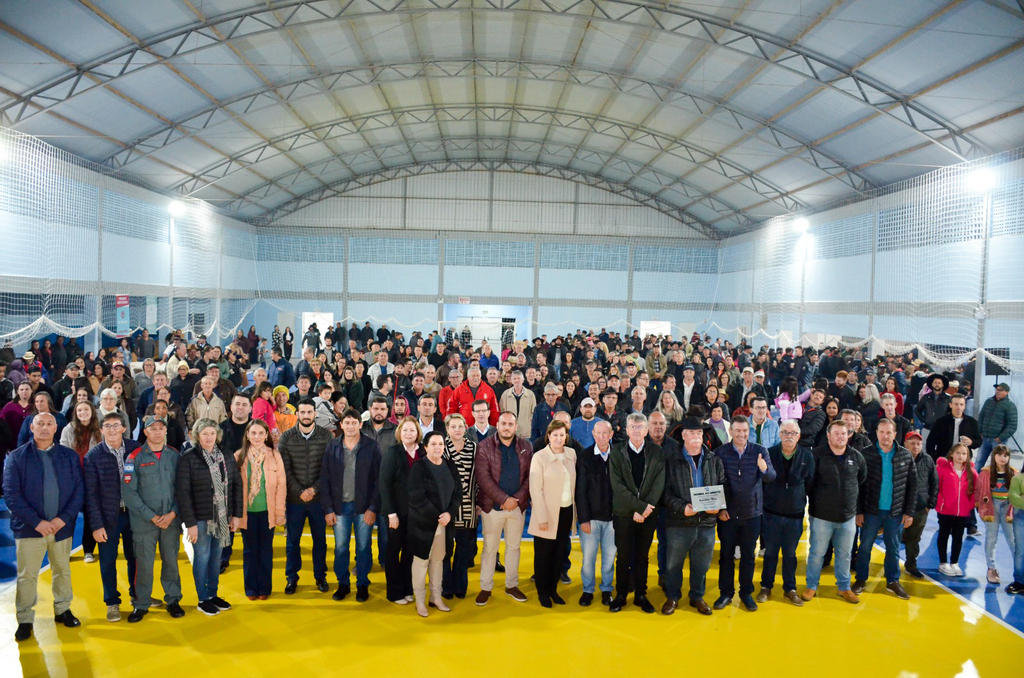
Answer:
[{"left": 458, "top": 296, "right": 471, "bottom": 304}]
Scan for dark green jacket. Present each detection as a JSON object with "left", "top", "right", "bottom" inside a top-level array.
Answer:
[{"left": 609, "top": 441, "right": 665, "bottom": 517}]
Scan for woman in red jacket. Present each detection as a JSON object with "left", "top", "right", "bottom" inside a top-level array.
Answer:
[
  {"left": 935, "top": 442, "right": 978, "bottom": 577},
  {"left": 882, "top": 377, "right": 904, "bottom": 416}
]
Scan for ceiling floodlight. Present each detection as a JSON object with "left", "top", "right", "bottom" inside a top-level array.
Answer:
[
  {"left": 168, "top": 200, "right": 187, "bottom": 217},
  {"left": 965, "top": 168, "right": 995, "bottom": 194},
  {"left": 793, "top": 217, "right": 809, "bottom": 232}
]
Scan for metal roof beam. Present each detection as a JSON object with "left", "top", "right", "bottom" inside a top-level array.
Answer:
[
  {"left": 0, "top": 1, "right": 990, "bottom": 162},
  {"left": 254, "top": 158, "right": 722, "bottom": 239},
  {"left": 222, "top": 133, "right": 753, "bottom": 231},
  {"left": 95, "top": 59, "right": 870, "bottom": 194},
  {"left": 163, "top": 102, "right": 787, "bottom": 222}
]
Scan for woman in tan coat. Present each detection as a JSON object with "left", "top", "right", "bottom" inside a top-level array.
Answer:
[
  {"left": 235, "top": 419, "right": 287, "bottom": 600},
  {"left": 528, "top": 419, "right": 577, "bottom": 608}
]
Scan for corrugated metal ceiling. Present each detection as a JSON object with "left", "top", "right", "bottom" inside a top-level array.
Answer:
[{"left": 0, "top": 0, "right": 1021, "bottom": 238}]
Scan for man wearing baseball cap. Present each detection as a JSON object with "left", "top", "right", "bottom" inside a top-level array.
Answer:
[
  {"left": 101, "top": 361, "right": 137, "bottom": 401},
  {"left": 122, "top": 416, "right": 185, "bottom": 623},
  {"left": 570, "top": 397, "right": 600, "bottom": 449},
  {"left": 52, "top": 361, "right": 82, "bottom": 410},
  {"left": 976, "top": 383, "right": 1017, "bottom": 472},
  {"left": 901, "top": 431, "right": 939, "bottom": 579}
]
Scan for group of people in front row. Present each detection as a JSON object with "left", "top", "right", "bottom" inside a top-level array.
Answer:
[{"left": 6, "top": 388, "right": 1023, "bottom": 642}]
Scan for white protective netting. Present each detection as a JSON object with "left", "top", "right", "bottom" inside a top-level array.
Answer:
[
  {"left": 0, "top": 126, "right": 258, "bottom": 347},
  {"left": 4, "top": 123, "right": 1024, "bottom": 380}
]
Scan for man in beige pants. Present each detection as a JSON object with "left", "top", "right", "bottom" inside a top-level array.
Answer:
[
  {"left": 474, "top": 412, "right": 533, "bottom": 605},
  {"left": 3, "top": 413, "right": 84, "bottom": 642}
]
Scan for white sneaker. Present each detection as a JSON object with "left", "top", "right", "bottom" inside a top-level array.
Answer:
[
  {"left": 953, "top": 564, "right": 964, "bottom": 577},
  {"left": 391, "top": 598, "right": 409, "bottom": 605},
  {"left": 938, "top": 563, "right": 956, "bottom": 576},
  {"left": 106, "top": 604, "right": 121, "bottom": 622},
  {"left": 734, "top": 546, "right": 741, "bottom": 560},
  {"left": 84, "top": 553, "right": 96, "bottom": 563}
]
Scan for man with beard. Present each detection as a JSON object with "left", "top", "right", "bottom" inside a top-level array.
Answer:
[{"left": 278, "top": 400, "right": 334, "bottom": 595}]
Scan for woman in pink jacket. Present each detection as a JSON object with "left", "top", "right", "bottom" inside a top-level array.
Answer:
[
  {"left": 935, "top": 442, "right": 978, "bottom": 577},
  {"left": 250, "top": 382, "right": 279, "bottom": 437},
  {"left": 235, "top": 419, "right": 287, "bottom": 600}
]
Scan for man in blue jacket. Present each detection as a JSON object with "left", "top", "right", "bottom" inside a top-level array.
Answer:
[
  {"left": 3, "top": 412, "right": 84, "bottom": 642},
  {"left": 321, "top": 409, "right": 381, "bottom": 603},
  {"left": 267, "top": 347, "right": 295, "bottom": 389},
  {"left": 84, "top": 412, "right": 141, "bottom": 623},
  {"left": 713, "top": 415, "right": 776, "bottom": 612},
  {"left": 531, "top": 382, "right": 569, "bottom": 448}
]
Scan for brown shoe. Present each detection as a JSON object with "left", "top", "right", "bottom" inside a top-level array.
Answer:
[
  {"left": 475, "top": 590, "right": 491, "bottom": 606},
  {"left": 838, "top": 589, "right": 860, "bottom": 604},
  {"left": 800, "top": 589, "right": 817, "bottom": 601},
  {"left": 689, "top": 598, "right": 712, "bottom": 615},
  {"left": 661, "top": 599, "right": 678, "bottom": 615},
  {"left": 505, "top": 586, "right": 528, "bottom": 603},
  {"left": 887, "top": 581, "right": 910, "bottom": 600},
  {"left": 784, "top": 590, "right": 804, "bottom": 607},
  {"left": 755, "top": 588, "right": 770, "bottom": 603}
]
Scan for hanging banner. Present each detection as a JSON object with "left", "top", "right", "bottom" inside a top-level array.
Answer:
[{"left": 115, "top": 295, "right": 130, "bottom": 338}]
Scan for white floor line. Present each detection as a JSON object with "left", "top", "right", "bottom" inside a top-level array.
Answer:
[{"left": 877, "top": 542, "right": 1024, "bottom": 640}]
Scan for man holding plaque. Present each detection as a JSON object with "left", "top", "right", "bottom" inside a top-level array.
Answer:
[
  {"left": 758, "top": 419, "right": 815, "bottom": 606},
  {"left": 660, "top": 417, "right": 725, "bottom": 615},
  {"left": 713, "top": 415, "right": 776, "bottom": 612}
]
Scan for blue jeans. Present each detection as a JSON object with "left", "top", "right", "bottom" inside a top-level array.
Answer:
[
  {"left": 1013, "top": 508, "right": 1024, "bottom": 585},
  {"left": 192, "top": 521, "right": 224, "bottom": 602},
  {"left": 664, "top": 525, "right": 715, "bottom": 601},
  {"left": 241, "top": 511, "right": 275, "bottom": 597},
  {"left": 975, "top": 438, "right": 997, "bottom": 472},
  {"left": 97, "top": 508, "right": 136, "bottom": 605},
  {"left": 984, "top": 499, "right": 1015, "bottom": 570},
  {"left": 579, "top": 520, "right": 616, "bottom": 594},
  {"left": 443, "top": 527, "right": 478, "bottom": 597},
  {"left": 332, "top": 502, "right": 373, "bottom": 588},
  {"left": 760, "top": 512, "right": 803, "bottom": 592},
  {"left": 285, "top": 502, "right": 327, "bottom": 584},
  {"left": 854, "top": 512, "right": 905, "bottom": 584},
  {"left": 806, "top": 516, "right": 857, "bottom": 592}
]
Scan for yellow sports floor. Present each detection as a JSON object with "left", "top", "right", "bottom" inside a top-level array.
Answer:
[{"left": 1, "top": 531, "right": 1017, "bottom": 678}]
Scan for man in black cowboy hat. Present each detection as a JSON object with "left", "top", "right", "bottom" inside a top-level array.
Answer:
[{"left": 915, "top": 373, "right": 951, "bottom": 441}]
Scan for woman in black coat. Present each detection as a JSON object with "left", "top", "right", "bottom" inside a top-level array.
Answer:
[
  {"left": 177, "top": 418, "right": 243, "bottom": 616},
  {"left": 407, "top": 430, "right": 459, "bottom": 617},
  {"left": 378, "top": 416, "right": 425, "bottom": 604}
]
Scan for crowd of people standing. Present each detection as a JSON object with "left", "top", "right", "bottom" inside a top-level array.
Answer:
[{"left": 2, "top": 322, "right": 1021, "bottom": 642}]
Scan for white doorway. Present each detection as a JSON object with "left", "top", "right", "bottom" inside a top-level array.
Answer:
[
  {"left": 301, "top": 312, "right": 334, "bottom": 338},
  {"left": 455, "top": 316, "right": 503, "bottom": 347},
  {"left": 640, "top": 320, "right": 672, "bottom": 338}
]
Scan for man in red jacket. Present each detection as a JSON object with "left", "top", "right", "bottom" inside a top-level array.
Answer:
[
  {"left": 449, "top": 367, "right": 499, "bottom": 427},
  {"left": 438, "top": 368, "right": 463, "bottom": 418}
]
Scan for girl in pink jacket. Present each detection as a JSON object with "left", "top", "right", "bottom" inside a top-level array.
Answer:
[
  {"left": 976, "top": 444, "right": 1016, "bottom": 585},
  {"left": 935, "top": 443, "right": 978, "bottom": 577}
]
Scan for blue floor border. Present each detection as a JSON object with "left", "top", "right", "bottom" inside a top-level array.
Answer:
[{"left": 2, "top": 498, "right": 1022, "bottom": 634}]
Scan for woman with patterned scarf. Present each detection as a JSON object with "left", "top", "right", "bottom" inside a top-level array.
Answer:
[
  {"left": 440, "top": 413, "right": 478, "bottom": 600},
  {"left": 235, "top": 419, "right": 286, "bottom": 600},
  {"left": 177, "top": 419, "right": 243, "bottom": 616}
]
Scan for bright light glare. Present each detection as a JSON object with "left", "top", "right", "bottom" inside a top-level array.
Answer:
[
  {"left": 793, "top": 217, "right": 809, "bottom": 232},
  {"left": 965, "top": 168, "right": 995, "bottom": 193},
  {"left": 168, "top": 200, "right": 187, "bottom": 217}
]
